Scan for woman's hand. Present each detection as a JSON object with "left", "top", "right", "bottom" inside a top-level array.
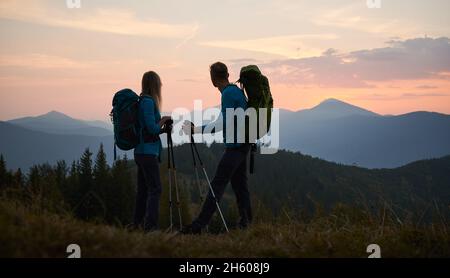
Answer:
[
  {"left": 159, "top": 116, "right": 172, "bottom": 127},
  {"left": 159, "top": 116, "right": 173, "bottom": 134}
]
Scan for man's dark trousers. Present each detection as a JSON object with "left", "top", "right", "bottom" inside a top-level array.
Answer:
[{"left": 193, "top": 144, "right": 252, "bottom": 229}]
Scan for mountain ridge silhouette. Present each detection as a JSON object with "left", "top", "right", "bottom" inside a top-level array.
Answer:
[{"left": 1, "top": 99, "right": 450, "bottom": 169}]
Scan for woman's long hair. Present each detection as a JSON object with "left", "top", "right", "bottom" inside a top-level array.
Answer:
[{"left": 141, "top": 71, "right": 162, "bottom": 111}]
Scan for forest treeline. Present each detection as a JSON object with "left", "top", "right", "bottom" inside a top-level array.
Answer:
[{"left": 1, "top": 143, "right": 449, "bottom": 231}]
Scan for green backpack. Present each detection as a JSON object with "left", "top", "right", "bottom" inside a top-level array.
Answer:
[
  {"left": 238, "top": 65, "right": 274, "bottom": 141},
  {"left": 238, "top": 65, "right": 274, "bottom": 174}
]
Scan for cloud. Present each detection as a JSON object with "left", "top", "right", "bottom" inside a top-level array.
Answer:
[
  {"left": 351, "top": 92, "right": 450, "bottom": 101},
  {"left": 0, "top": 53, "right": 184, "bottom": 73},
  {"left": 0, "top": 0, "right": 199, "bottom": 39},
  {"left": 259, "top": 37, "right": 450, "bottom": 88},
  {"left": 226, "top": 58, "right": 262, "bottom": 64},
  {"left": 402, "top": 93, "right": 449, "bottom": 98},
  {"left": 415, "top": 85, "right": 439, "bottom": 90},
  {"left": 199, "top": 34, "right": 339, "bottom": 58},
  {"left": 0, "top": 53, "right": 90, "bottom": 69},
  {"left": 312, "top": 3, "right": 418, "bottom": 36},
  {"left": 177, "top": 78, "right": 204, "bottom": 83}
]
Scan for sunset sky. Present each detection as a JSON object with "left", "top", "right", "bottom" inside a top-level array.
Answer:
[{"left": 1, "top": 0, "right": 450, "bottom": 121}]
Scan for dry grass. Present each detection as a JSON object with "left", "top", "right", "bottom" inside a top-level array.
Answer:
[{"left": 0, "top": 200, "right": 449, "bottom": 258}]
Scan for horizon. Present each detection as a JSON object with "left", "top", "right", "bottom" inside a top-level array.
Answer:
[
  {"left": 3, "top": 97, "right": 450, "bottom": 123},
  {"left": 1, "top": 0, "right": 450, "bottom": 121}
]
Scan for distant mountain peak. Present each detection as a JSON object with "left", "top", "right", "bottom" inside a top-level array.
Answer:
[
  {"left": 47, "top": 110, "right": 62, "bottom": 114},
  {"left": 306, "top": 98, "right": 379, "bottom": 118},
  {"left": 42, "top": 111, "right": 73, "bottom": 119},
  {"left": 320, "top": 98, "right": 344, "bottom": 104},
  {"left": 316, "top": 98, "right": 358, "bottom": 108}
]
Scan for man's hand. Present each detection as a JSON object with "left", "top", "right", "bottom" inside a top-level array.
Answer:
[{"left": 182, "top": 120, "right": 195, "bottom": 136}]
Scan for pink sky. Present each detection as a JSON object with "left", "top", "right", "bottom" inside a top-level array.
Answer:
[{"left": 1, "top": 0, "right": 450, "bottom": 121}]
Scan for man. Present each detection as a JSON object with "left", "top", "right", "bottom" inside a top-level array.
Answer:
[{"left": 182, "top": 62, "right": 252, "bottom": 234}]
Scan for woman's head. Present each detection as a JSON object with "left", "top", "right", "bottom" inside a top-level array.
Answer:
[{"left": 141, "top": 71, "right": 162, "bottom": 110}]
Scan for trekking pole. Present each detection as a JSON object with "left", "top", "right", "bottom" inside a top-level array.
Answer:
[
  {"left": 166, "top": 130, "right": 173, "bottom": 232},
  {"left": 168, "top": 129, "right": 183, "bottom": 231},
  {"left": 190, "top": 134, "right": 229, "bottom": 233},
  {"left": 189, "top": 135, "right": 205, "bottom": 204},
  {"left": 189, "top": 134, "right": 209, "bottom": 232}
]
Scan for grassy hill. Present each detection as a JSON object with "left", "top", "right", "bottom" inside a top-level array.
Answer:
[
  {"left": 1, "top": 199, "right": 448, "bottom": 258},
  {"left": 1, "top": 145, "right": 449, "bottom": 258}
]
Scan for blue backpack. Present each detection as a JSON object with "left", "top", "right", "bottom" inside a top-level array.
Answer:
[{"left": 111, "top": 89, "right": 159, "bottom": 159}]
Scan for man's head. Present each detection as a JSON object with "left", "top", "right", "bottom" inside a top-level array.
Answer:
[{"left": 210, "top": 62, "right": 229, "bottom": 89}]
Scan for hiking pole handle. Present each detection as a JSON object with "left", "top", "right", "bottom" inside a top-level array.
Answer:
[
  {"left": 168, "top": 131, "right": 176, "bottom": 169},
  {"left": 161, "top": 119, "right": 174, "bottom": 134},
  {"left": 167, "top": 132, "right": 172, "bottom": 169},
  {"left": 163, "top": 118, "right": 174, "bottom": 169}
]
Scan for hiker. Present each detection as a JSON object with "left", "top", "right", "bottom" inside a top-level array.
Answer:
[
  {"left": 133, "top": 71, "right": 172, "bottom": 232},
  {"left": 182, "top": 62, "right": 252, "bottom": 234}
]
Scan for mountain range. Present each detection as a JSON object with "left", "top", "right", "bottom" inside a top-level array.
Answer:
[
  {"left": 8, "top": 111, "right": 113, "bottom": 137},
  {"left": 0, "top": 121, "right": 116, "bottom": 171},
  {"left": 1, "top": 99, "right": 450, "bottom": 170},
  {"left": 279, "top": 99, "right": 450, "bottom": 168},
  {"left": 1, "top": 112, "right": 119, "bottom": 170}
]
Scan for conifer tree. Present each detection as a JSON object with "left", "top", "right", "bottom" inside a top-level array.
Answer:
[
  {"left": 28, "top": 165, "right": 41, "bottom": 194},
  {"left": 14, "top": 168, "right": 24, "bottom": 187},
  {"left": 108, "top": 156, "right": 134, "bottom": 224},
  {"left": 92, "top": 144, "right": 110, "bottom": 221},
  {"left": 77, "top": 148, "right": 95, "bottom": 219},
  {"left": 55, "top": 161, "right": 68, "bottom": 195},
  {"left": 64, "top": 160, "right": 80, "bottom": 207},
  {"left": 0, "top": 154, "right": 7, "bottom": 188},
  {"left": 79, "top": 148, "right": 93, "bottom": 192},
  {"left": 94, "top": 144, "right": 109, "bottom": 179}
]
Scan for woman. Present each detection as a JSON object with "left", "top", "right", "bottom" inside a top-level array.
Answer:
[{"left": 133, "top": 71, "right": 171, "bottom": 232}]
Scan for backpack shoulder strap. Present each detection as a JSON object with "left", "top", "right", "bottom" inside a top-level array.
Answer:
[
  {"left": 224, "top": 83, "right": 243, "bottom": 90},
  {"left": 224, "top": 84, "right": 248, "bottom": 103}
]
